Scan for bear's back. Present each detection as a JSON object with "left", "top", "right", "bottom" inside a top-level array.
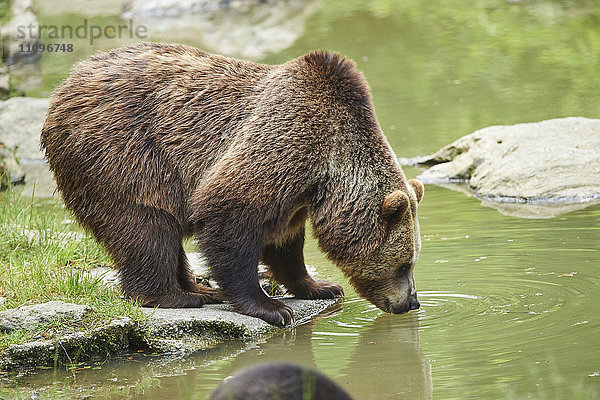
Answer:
[
  {"left": 41, "top": 43, "right": 275, "bottom": 202},
  {"left": 40, "top": 43, "right": 397, "bottom": 230}
]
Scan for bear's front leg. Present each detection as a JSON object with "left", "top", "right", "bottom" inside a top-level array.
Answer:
[
  {"left": 216, "top": 257, "right": 295, "bottom": 326},
  {"left": 261, "top": 227, "right": 344, "bottom": 300},
  {"left": 196, "top": 219, "right": 294, "bottom": 326}
]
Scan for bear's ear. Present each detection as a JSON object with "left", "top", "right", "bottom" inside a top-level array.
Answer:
[
  {"left": 409, "top": 179, "right": 424, "bottom": 203},
  {"left": 382, "top": 190, "right": 410, "bottom": 227}
]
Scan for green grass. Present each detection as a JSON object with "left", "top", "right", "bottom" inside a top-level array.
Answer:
[{"left": 0, "top": 186, "right": 146, "bottom": 352}]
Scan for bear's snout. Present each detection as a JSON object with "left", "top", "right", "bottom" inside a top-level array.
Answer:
[
  {"left": 409, "top": 297, "right": 421, "bottom": 311},
  {"left": 384, "top": 295, "right": 420, "bottom": 314}
]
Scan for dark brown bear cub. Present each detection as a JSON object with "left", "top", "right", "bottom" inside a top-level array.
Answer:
[{"left": 41, "top": 42, "right": 424, "bottom": 326}]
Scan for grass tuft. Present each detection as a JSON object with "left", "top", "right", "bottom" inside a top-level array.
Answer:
[{"left": 0, "top": 186, "right": 146, "bottom": 352}]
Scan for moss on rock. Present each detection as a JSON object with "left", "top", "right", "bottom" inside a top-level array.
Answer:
[{"left": 0, "top": 298, "right": 341, "bottom": 372}]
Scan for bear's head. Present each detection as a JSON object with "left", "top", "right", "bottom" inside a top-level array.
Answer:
[{"left": 343, "top": 179, "right": 424, "bottom": 314}]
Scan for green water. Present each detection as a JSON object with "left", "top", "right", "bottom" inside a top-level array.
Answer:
[
  {"left": 4, "top": 0, "right": 600, "bottom": 398},
  {"left": 3, "top": 186, "right": 599, "bottom": 398}
]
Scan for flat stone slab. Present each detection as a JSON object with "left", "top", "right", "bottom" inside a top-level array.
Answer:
[
  {"left": 0, "top": 298, "right": 340, "bottom": 372},
  {"left": 140, "top": 298, "right": 339, "bottom": 354},
  {"left": 0, "top": 301, "right": 91, "bottom": 332},
  {"left": 400, "top": 117, "right": 600, "bottom": 218}
]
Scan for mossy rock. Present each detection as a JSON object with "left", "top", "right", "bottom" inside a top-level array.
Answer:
[
  {"left": 1, "top": 298, "right": 341, "bottom": 372},
  {"left": 0, "top": 318, "right": 141, "bottom": 371}
]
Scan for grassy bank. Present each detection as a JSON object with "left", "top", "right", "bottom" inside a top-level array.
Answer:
[{"left": 0, "top": 187, "right": 145, "bottom": 353}]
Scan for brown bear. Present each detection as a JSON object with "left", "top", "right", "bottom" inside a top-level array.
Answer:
[
  {"left": 209, "top": 362, "right": 354, "bottom": 400},
  {"left": 41, "top": 42, "right": 424, "bottom": 327}
]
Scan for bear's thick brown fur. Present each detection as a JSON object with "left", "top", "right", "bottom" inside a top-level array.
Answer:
[{"left": 41, "top": 42, "right": 424, "bottom": 326}]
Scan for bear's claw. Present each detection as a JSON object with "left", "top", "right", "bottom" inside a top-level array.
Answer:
[{"left": 235, "top": 297, "right": 295, "bottom": 327}]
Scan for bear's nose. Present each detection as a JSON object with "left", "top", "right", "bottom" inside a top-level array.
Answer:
[
  {"left": 384, "top": 299, "right": 417, "bottom": 314},
  {"left": 409, "top": 298, "right": 420, "bottom": 310}
]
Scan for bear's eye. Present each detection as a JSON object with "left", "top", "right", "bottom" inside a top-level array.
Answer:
[{"left": 395, "top": 263, "right": 411, "bottom": 278}]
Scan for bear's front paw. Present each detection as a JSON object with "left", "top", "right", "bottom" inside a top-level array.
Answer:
[
  {"left": 294, "top": 279, "right": 344, "bottom": 300},
  {"left": 235, "top": 297, "right": 294, "bottom": 327}
]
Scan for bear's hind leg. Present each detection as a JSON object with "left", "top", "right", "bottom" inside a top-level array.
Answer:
[
  {"left": 104, "top": 205, "right": 207, "bottom": 308},
  {"left": 261, "top": 227, "right": 344, "bottom": 300}
]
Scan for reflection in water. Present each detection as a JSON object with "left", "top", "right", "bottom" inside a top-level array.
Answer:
[
  {"left": 337, "top": 313, "right": 432, "bottom": 400},
  {"left": 0, "top": 302, "right": 435, "bottom": 400},
  {"left": 149, "top": 303, "right": 433, "bottom": 400}
]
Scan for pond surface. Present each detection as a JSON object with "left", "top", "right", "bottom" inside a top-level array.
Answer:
[
  {"left": 4, "top": 0, "right": 600, "bottom": 398},
  {"left": 3, "top": 184, "right": 600, "bottom": 399}
]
